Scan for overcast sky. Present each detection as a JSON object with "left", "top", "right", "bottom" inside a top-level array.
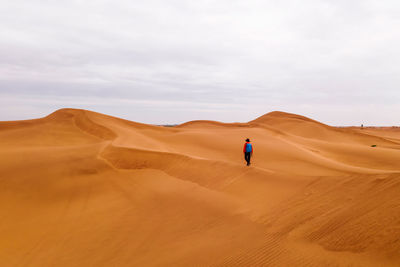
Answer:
[{"left": 1, "top": 0, "right": 399, "bottom": 125}]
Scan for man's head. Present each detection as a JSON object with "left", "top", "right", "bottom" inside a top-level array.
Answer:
[{"left": 246, "top": 138, "right": 250, "bottom": 142}]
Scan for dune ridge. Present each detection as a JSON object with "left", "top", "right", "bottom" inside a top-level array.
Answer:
[{"left": 1, "top": 108, "right": 400, "bottom": 266}]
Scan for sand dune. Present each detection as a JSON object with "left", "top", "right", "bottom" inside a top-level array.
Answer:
[{"left": 1, "top": 108, "right": 400, "bottom": 266}]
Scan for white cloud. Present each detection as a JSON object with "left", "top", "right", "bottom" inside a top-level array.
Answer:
[{"left": 0, "top": 0, "right": 399, "bottom": 125}]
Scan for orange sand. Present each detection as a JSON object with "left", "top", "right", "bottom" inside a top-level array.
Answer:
[{"left": 1, "top": 109, "right": 400, "bottom": 266}]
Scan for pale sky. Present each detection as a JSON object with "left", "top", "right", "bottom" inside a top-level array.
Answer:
[{"left": 1, "top": 0, "right": 399, "bottom": 125}]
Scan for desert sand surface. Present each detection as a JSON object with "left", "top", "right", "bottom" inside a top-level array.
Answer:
[{"left": 1, "top": 108, "right": 400, "bottom": 266}]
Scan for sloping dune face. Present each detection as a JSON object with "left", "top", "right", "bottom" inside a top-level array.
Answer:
[{"left": 1, "top": 109, "right": 400, "bottom": 266}]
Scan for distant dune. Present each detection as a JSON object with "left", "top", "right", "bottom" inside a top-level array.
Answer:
[{"left": 1, "top": 108, "right": 400, "bottom": 266}]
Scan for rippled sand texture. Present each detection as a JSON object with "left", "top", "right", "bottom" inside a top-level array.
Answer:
[{"left": 1, "top": 109, "right": 400, "bottom": 266}]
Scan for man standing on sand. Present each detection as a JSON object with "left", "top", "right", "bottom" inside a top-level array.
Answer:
[{"left": 243, "top": 138, "right": 253, "bottom": 166}]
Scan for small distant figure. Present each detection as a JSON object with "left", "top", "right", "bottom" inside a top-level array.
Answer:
[
  {"left": 361, "top": 124, "right": 364, "bottom": 128},
  {"left": 243, "top": 138, "right": 253, "bottom": 166}
]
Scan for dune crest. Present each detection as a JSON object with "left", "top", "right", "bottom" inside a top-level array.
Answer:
[{"left": 1, "top": 108, "right": 400, "bottom": 266}]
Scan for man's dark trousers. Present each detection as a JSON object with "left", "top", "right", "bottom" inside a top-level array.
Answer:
[{"left": 244, "top": 152, "right": 251, "bottom": 166}]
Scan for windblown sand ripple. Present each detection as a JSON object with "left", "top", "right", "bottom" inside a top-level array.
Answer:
[{"left": 1, "top": 109, "right": 400, "bottom": 266}]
